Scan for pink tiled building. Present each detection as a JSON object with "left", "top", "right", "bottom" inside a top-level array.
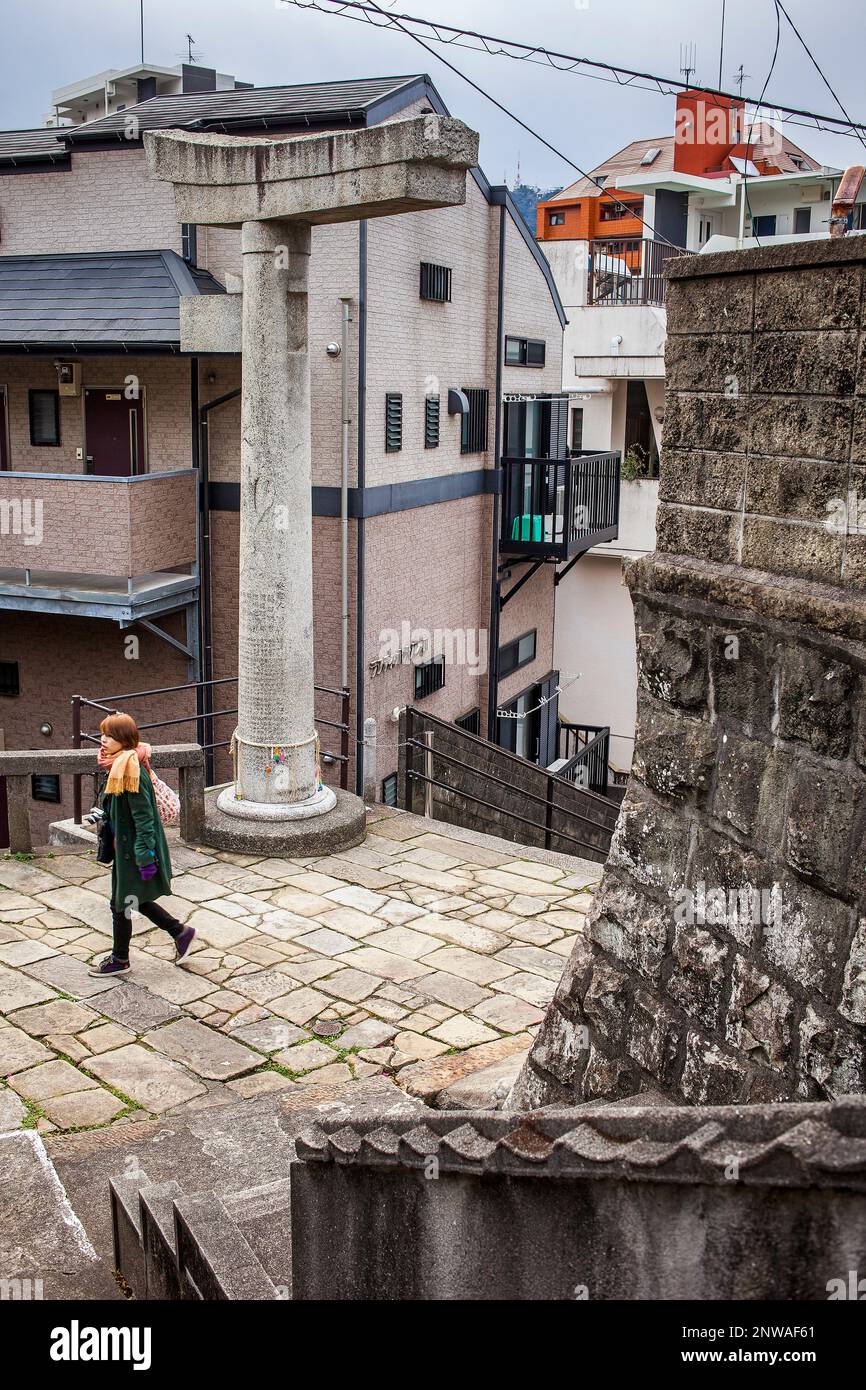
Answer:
[{"left": 0, "top": 72, "right": 619, "bottom": 843}]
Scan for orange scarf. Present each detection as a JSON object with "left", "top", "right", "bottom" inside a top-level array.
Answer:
[{"left": 98, "top": 741, "right": 152, "bottom": 796}]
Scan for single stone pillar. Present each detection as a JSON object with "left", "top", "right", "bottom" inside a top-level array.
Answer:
[{"left": 217, "top": 220, "right": 334, "bottom": 821}]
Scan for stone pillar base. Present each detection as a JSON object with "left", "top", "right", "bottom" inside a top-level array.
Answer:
[
  {"left": 216, "top": 783, "right": 336, "bottom": 821},
  {"left": 200, "top": 787, "right": 367, "bottom": 857}
]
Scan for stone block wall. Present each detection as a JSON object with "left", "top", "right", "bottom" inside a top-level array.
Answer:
[{"left": 513, "top": 236, "right": 866, "bottom": 1108}]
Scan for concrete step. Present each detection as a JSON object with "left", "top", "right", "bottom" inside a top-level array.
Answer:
[
  {"left": 174, "top": 1192, "right": 283, "bottom": 1300},
  {"left": 0, "top": 1130, "right": 120, "bottom": 1300},
  {"left": 435, "top": 1049, "right": 530, "bottom": 1110}
]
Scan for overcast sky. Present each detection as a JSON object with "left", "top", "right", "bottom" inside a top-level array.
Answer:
[{"left": 3, "top": 0, "right": 863, "bottom": 184}]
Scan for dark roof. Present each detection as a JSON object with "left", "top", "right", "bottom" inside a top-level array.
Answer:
[
  {"left": 0, "top": 127, "right": 69, "bottom": 166},
  {"left": 62, "top": 74, "right": 429, "bottom": 143},
  {"left": 0, "top": 250, "right": 224, "bottom": 351}
]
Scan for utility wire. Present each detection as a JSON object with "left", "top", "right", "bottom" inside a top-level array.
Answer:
[
  {"left": 743, "top": 0, "right": 783, "bottom": 248},
  {"left": 775, "top": 0, "right": 866, "bottom": 156},
  {"left": 298, "top": 0, "right": 684, "bottom": 247},
  {"left": 283, "top": 0, "right": 866, "bottom": 143}
]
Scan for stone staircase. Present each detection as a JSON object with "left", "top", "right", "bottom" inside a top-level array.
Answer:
[{"left": 110, "top": 1170, "right": 292, "bottom": 1300}]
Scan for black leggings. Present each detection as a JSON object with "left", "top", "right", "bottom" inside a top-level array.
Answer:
[{"left": 110, "top": 901, "right": 182, "bottom": 962}]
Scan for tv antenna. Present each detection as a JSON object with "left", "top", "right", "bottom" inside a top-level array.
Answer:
[
  {"left": 679, "top": 43, "right": 697, "bottom": 87},
  {"left": 732, "top": 64, "right": 751, "bottom": 98},
  {"left": 184, "top": 34, "right": 199, "bottom": 64}
]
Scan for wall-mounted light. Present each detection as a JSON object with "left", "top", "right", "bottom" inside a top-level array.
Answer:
[
  {"left": 326, "top": 342, "right": 341, "bottom": 358},
  {"left": 39, "top": 722, "right": 53, "bottom": 737}
]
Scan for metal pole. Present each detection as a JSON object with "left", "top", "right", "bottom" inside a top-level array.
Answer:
[
  {"left": 71, "top": 696, "right": 82, "bottom": 825},
  {"left": 423, "top": 730, "right": 434, "bottom": 819},
  {"left": 340, "top": 297, "right": 352, "bottom": 692}
]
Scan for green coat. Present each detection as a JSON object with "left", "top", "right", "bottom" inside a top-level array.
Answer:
[{"left": 105, "top": 767, "right": 172, "bottom": 912}]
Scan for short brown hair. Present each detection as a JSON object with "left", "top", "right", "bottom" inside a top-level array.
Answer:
[{"left": 99, "top": 711, "right": 140, "bottom": 749}]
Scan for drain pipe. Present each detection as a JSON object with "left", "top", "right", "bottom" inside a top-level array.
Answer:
[{"left": 339, "top": 297, "right": 352, "bottom": 691}]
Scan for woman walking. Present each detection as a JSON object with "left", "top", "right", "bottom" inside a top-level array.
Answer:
[{"left": 89, "top": 711, "right": 195, "bottom": 977}]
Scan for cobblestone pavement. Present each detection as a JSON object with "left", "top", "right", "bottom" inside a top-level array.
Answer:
[{"left": 0, "top": 808, "right": 598, "bottom": 1133}]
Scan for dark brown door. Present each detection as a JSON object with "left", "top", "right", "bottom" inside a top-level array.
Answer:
[
  {"left": 0, "top": 388, "right": 8, "bottom": 470},
  {"left": 84, "top": 388, "right": 145, "bottom": 476}
]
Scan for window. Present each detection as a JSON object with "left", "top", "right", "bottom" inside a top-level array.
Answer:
[
  {"left": 570, "top": 407, "right": 584, "bottom": 454},
  {"left": 793, "top": 207, "right": 811, "bottom": 234},
  {"left": 504, "top": 336, "right": 546, "bottom": 368},
  {"left": 455, "top": 708, "right": 481, "bottom": 736},
  {"left": 640, "top": 147, "right": 662, "bottom": 166},
  {"left": 29, "top": 390, "right": 60, "bottom": 447},
  {"left": 385, "top": 393, "right": 403, "bottom": 452},
  {"left": 499, "top": 630, "right": 536, "bottom": 679},
  {"left": 181, "top": 223, "right": 198, "bottom": 265},
  {"left": 548, "top": 210, "right": 565, "bottom": 226},
  {"left": 419, "top": 261, "right": 452, "bottom": 302},
  {"left": 752, "top": 214, "right": 777, "bottom": 238},
  {"left": 0, "top": 661, "right": 20, "bottom": 697},
  {"left": 600, "top": 201, "right": 637, "bottom": 221},
  {"left": 424, "top": 393, "right": 440, "bottom": 449},
  {"left": 460, "top": 388, "right": 488, "bottom": 455},
  {"left": 594, "top": 175, "right": 608, "bottom": 187},
  {"left": 31, "top": 774, "right": 61, "bottom": 804},
  {"left": 415, "top": 655, "right": 445, "bottom": 700},
  {"left": 382, "top": 773, "right": 398, "bottom": 807}
]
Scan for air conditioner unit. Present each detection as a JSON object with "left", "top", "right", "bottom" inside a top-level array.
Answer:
[{"left": 55, "top": 361, "right": 81, "bottom": 397}]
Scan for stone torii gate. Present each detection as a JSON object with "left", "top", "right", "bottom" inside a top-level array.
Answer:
[{"left": 145, "top": 115, "right": 478, "bottom": 853}]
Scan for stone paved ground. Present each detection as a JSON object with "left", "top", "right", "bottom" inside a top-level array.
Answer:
[{"left": 0, "top": 807, "right": 598, "bottom": 1133}]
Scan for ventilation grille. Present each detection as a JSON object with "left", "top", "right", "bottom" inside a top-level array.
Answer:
[
  {"left": 424, "top": 394, "right": 440, "bottom": 449},
  {"left": 420, "top": 261, "right": 452, "bottom": 302},
  {"left": 385, "top": 393, "right": 403, "bottom": 452}
]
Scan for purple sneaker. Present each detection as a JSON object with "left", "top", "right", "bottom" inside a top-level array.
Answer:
[
  {"left": 175, "top": 925, "right": 196, "bottom": 961},
  {"left": 88, "top": 955, "right": 130, "bottom": 977}
]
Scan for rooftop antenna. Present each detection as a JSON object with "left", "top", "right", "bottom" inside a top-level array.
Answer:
[
  {"left": 679, "top": 43, "right": 697, "bottom": 87},
  {"left": 718, "top": 0, "right": 726, "bottom": 89},
  {"left": 733, "top": 64, "right": 750, "bottom": 98},
  {"left": 185, "top": 34, "right": 198, "bottom": 63},
  {"left": 139, "top": 0, "right": 144, "bottom": 64}
]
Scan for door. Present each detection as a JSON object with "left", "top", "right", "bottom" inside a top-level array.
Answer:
[
  {"left": 793, "top": 207, "right": 811, "bottom": 234},
  {"left": 0, "top": 779, "right": 7, "bottom": 850},
  {"left": 84, "top": 388, "right": 145, "bottom": 476}
]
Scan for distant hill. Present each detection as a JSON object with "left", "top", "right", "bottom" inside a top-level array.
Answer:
[{"left": 509, "top": 184, "right": 563, "bottom": 234}]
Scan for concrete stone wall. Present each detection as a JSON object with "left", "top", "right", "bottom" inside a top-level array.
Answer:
[{"left": 514, "top": 236, "right": 866, "bottom": 1109}]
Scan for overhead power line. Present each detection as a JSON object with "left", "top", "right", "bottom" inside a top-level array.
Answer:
[{"left": 283, "top": 0, "right": 866, "bottom": 144}]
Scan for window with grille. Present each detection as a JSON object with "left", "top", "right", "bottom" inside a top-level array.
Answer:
[
  {"left": 415, "top": 655, "right": 445, "bottom": 700},
  {"left": 31, "top": 774, "right": 61, "bottom": 803},
  {"left": 0, "top": 661, "right": 19, "bottom": 697},
  {"left": 455, "top": 708, "right": 481, "bottom": 736},
  {"left": 385, "top": 393, "right": 403, "bottom": 452},
  {"left": 29, "top": 390, "right": 60, "bottom": 446},
  {"left": 424, "top": 394, "right": 440, "bottom": 449},
  {"left": 499, "top": 630, "right": 536, "bottom": 679},
  {"left": 419, "top": 261, "right": 452, "bottom": 302},
  {"left": 460, "top": 388, "right": 488, "bottom": 455},
  {"left": 382, "top": 773, "right": 398, "bottom": 807},
  {"left": 504, "top": 336, "right": 546, "bottom": 367}
]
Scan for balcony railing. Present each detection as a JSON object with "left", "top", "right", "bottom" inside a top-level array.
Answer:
[
  {"left": 500, "top": 451, "right": 620, "bottom": 562},
  {"left": 0, "top": 469, "right": 197, "bottom": 583},
  {"left": 555, "top": 722, "right": 610, "bottom": 797},
  {"left": 587, "top": 236, "right": 692, "bottom": 307}
]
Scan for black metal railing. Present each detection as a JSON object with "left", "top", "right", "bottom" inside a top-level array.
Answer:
[
  {"left": 401, "top": 707, "right": 619, "bottom": 862},
  {"left": 501, "top": 451, "right": 620, "bottom": 561},
  {"left": 71, "top": 677, "right": 350, "bottom": 823},
  {"left": 557, "top": 722, "right": 610, "bottom": 797},
  {"left": 587, "top": 236, "right": 692, "bottom": 307}
]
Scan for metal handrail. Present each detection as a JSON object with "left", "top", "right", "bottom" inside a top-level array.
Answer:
[{"left": 71, "top": 675, "right": 351, "bottom": 820}]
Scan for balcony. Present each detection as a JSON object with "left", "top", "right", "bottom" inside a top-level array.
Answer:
[
  {"left": 588, "top": 236, "right": 691, "bottom": 307},
  {"left": 0, "top": 469, "right": 198, "bottom": 620},
  {"left": 500, "top": 452, "right": 620, "bottom": 562}
]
